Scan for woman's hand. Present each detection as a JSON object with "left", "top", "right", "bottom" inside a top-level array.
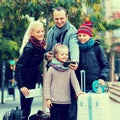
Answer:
[
  {"left": 20, "top": 87, "right": 29, "bottom": 96},
  {"left": 46, "top": 99, "right": 52, "bottom": 109}
]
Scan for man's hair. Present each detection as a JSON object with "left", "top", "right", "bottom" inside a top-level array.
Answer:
[{"left": 53, "top": 7, "right": 68, "bottom": 15}]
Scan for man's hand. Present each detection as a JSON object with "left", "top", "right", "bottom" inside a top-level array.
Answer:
[
  {"left": 45, "top": 51, "right": 53, "bottom": 61},
  {"left": 69, "top": 62, "right": 78, "bottom": 70}
]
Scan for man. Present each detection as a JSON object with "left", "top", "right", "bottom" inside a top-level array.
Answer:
[{"left": 45, "top": 7, "right": 79, "bottom": 120}]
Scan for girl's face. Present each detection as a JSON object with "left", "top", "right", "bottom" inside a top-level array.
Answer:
[
  {"left": 55, "top": 48, "right": 69, "bottom": 62},
  {"left": 78, "top": 33, "right": 91, "bottom": 44},
  {"left": 31, "top": 25, "right": 44, "bottom": 41}
]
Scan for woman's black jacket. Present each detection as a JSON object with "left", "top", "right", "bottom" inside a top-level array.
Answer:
[{"left": 15, "top": 42, "right": 46, "bottom": 89}]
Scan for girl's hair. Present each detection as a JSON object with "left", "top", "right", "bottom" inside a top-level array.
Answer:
[
  {"left": 19, "top": 20, "right": 44, "bottom": 55},
  {"left": 52, "top": 44, "right": 68, "bottom": 57}
]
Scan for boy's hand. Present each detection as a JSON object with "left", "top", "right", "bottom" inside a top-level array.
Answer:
[{"left": 98, "top": 79, "right": 105, "bottom": 85}]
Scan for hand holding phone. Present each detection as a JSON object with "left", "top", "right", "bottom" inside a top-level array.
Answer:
[
  {"left": 63, "top": 61, "right": 76, "bottom": 67},
  {"left": 46, "top": 51, "right": 53, "bottom": 61}
]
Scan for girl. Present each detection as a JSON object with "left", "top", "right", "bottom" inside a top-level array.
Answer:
[
  {"left": 15, "top": 20, "right": 46, "bottom": 120},
  {"left": 44, "top": 44, "right": 83, "bottom": 120}
]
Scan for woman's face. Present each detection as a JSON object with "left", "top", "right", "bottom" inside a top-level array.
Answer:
[
  {"left": 55, "top": 48, "right": 69, "bottom": 63},
  {"left": 31, "top": 25, "right": 44, "bottom": 41},
  {"left": 78, "top": 33, "right": 91, "bottom": 44}
]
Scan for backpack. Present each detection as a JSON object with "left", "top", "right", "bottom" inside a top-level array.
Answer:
[
  {"left": 3, "top": 107, "right": 23, "bottom": 120},
  {"left": 29, "top": 110, "right": 50, "bottom": 120},
  {"left": 94, "top": 40, "right": 101, "bottom": 66}
]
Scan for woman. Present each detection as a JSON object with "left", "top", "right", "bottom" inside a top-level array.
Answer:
[{"left": 15, "top": 20, "right": 46, "bottom": 120}]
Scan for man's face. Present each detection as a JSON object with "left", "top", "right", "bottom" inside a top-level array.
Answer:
[{"left": 53, "top": 10, "right": 68, "bottom": 28}]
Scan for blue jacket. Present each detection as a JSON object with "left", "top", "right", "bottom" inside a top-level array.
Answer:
[
  {"left": 75, "top": 41, "right": 110, "bottom": 90},
  {"left": 46, "top": 21, "right": 79, "bottom": 62},
  {"left": 15, "top": 42, "right": 46, "bottom": 88}
]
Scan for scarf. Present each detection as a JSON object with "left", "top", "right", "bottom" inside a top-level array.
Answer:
[
  {"left": 29, "top": 36, "right": 46, "bottom": 50},
  {"left": 51, "top": 58, "right": 69, "bottom": 72},
  {"left": 50, "top": 21, "right": 70, "bottom": 44},
  {"left": 79, "top": 38, "right": 95, "bottom": 51}
]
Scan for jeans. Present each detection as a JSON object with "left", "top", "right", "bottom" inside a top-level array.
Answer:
[
  {"left": 50, "top": 103, "right": 69, "bottom": 120},
  {"left": 20, "top": 91, "right": 33, "bottom": 120}
]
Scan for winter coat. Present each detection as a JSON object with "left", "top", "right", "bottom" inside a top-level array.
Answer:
[
  {"left": 15, "top": 42, "right": 46, "bottom": 89},
  {"left": 75, "top": 41, "right": 110, "bottom": 90},
  {"left": 46, "top": 21, "right": 79, "bottom": 62}
]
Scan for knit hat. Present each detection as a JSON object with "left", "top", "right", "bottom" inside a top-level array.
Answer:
[{"left": 77, "top": 20, "right": 93, "bottom": 37}]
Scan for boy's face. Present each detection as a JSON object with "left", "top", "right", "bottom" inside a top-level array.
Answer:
[
  {"left": 78, "top": 33, "right": 91, "bottom": 44},
  {"left": 31, "top": 25, "right": 44, "bottom": 41},
  {"left": 53, "top": 10, "right": 68, "bottom": 28},
  {"left": 55, "top": 48, "right": 69, "bottom": 63}
]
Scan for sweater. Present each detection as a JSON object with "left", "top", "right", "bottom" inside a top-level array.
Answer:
[{"left": 44, "top": 67, "right": 81, "bottom": 104}]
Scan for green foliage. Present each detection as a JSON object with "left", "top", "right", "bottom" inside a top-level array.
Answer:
[
  {"left": 103, "top": 19, "right": 120, "bottom": 31},
  {"left": 86, "top": 0, "right": 101, "bottom": 6},
  {"left": 0, "top": 2, "right": 29, "bottom": 42},
  {"left": 0, "top": 38, "right": 19, "bottom": 60},
  {"left": 0, "top": 0, "right": 120, "bottom": 61}
]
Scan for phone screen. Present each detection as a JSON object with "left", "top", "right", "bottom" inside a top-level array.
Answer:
[{"left": 63, "top": 62, "right": 76, "bottom": 67}]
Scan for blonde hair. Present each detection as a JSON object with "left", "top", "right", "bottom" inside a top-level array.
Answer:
[
  {"left": 52, "top": 44, "right": 69, "bottom": 57},
  {"left": 19, "top": 20, "right": 44, "bottom": 55}
]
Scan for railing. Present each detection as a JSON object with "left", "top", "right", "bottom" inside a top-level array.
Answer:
[{"left": 109, "top": 82, "right": 120, "bottom": 103}]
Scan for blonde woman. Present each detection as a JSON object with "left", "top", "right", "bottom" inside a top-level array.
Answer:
[{"left": 15, "top": 20, "right": 46, "bottom": 120}]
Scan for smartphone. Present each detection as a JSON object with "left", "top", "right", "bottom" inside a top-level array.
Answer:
[{"left": 63, "top": 61, "right": 76, "bottom": 67}]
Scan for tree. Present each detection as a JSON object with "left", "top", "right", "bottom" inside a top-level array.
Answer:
[
  {"left": 0, "top": 38, "right": 19, "bottom": 60},
  {"left": 0, "top": 0, "right": 120, "bottom": 67}
]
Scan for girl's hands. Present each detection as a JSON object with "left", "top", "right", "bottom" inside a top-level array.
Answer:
[
  {"left": 20, "top": 87, "right": 29, "bottom": 96},
  {"left": 75, "top": 91, "right": 85, "bottom": 99},
  {"left": 77, "top": 91, "right": 85, "bottom": 96},
  {"left": 46, "top": 99, "right": 53, "bottom": 109}
]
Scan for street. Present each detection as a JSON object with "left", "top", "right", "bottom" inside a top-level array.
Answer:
[{"left": 0, "top": 87, "right": 120, "bottom": 120}]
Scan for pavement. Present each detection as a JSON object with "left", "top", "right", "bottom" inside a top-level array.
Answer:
[
  {"left": 0, "top": 85, "right": 48, "bottom": 120},
  {"left": 1, "top": 86, "right": 120, "bottom": 120}
]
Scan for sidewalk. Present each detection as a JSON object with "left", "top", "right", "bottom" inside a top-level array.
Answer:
[
  {"left": 1, "top": 87, "right": 120, "bottom": 120},
  {"left": 0, "top": 86, "right": 44, "bottom": 119}
]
